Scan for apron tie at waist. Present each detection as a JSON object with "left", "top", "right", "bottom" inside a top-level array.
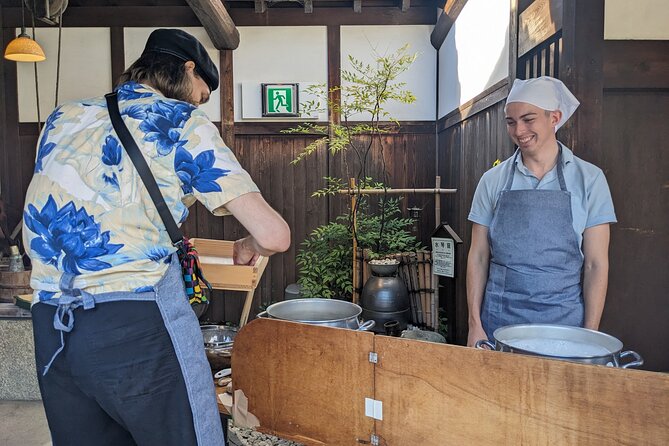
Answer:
[{"left": 43, "top": 287, "right": 96, "bottom": 376}]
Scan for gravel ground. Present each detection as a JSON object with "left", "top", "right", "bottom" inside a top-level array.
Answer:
[{"left": 228, "top": 422, "right": 304, "bottom": 446}]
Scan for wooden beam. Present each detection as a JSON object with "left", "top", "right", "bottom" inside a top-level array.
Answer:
[
  {"left": 2, "top": 6, "right": 436, "bottom": 27},
  {"left": 327, "top": 25, "right": 341, "bottom": 126},
  {"left": 354, "top": 0, "right": 362, "bottom": 13},
  {"left": 184, "top": 0, "right": 240, "bottom": 50},
  {"left": 305, "top": 0, "right": 313, "bottom": 14},
  {"left": 430, "top": 0, "right": 468, "bottom": 50},
  {"left": 110, "top": 27, "right": 125, "bottom": 86},
  {"left": 603, "top": 40, "right": 669, "bottom": 90},
  {"left": 508, "top": 0, "right": 518, "bottom": 81},
  {"left": 254, "top": 0, "right": 266, "bottom": 14},
  {"left": 401, "top": 0, "right": 410, "bottom": 12}
]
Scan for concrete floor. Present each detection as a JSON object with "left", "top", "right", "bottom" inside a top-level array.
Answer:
[{"left": 0, "top": 400, "right": 51, "bottom": 446}]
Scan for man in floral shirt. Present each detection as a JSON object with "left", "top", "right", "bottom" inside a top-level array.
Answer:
[{"left": 23, "top": 29, "right": 290, "bottom": 446}]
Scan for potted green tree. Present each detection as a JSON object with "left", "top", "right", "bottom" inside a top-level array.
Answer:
[{"left": 285, "top": 45, "right": 422, "bottom": 301}]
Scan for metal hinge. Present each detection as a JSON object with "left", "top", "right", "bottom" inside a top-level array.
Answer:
[
  {"left": 369, "top": 352, "right": 378, "bottom": 363},
  {"left": 365, "top": 398, "right": 383, "bottom": 420},
  {"left": 371, "top": 434, "right": 380, "bottom": 445}
]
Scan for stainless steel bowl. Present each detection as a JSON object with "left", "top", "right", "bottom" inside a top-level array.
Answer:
[{"left": 475, "top": 324, "right": 643, "bottom": 368}]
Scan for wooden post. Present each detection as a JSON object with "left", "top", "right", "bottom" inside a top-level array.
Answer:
[
  {"left": 433, "top": 176, "right": 441, "bottom": 330},
  {"left": 350, "top": 178, "right": 358, "bottom": 304}
]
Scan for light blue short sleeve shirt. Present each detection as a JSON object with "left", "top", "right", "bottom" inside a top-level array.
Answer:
[{"left": 468, "top": 143, "right": 617, "bottom": 250}]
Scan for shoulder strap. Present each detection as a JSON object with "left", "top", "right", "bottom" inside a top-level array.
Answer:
[{"left": 104, "top": 92, "right": 183, "bottom": 247}]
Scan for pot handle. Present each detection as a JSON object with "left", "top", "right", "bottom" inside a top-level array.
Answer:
[
  {"left": 256, "top": 311, "right": 268, "bottom": 319},
  {"left": 358, "top": 320, "right": 376, "bottom": 331},
  {"left": 475, "top": 340, "right": 495, "bottom": 350},
  {"left": 619, "top": 350, "right": 644, "bottom": 369}
]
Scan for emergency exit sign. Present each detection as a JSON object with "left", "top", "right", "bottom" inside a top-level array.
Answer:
[{"left": 262, "top": 83, "right": 299, "bottom": 117}]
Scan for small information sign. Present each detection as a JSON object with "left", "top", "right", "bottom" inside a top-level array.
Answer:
[
  {"left": 262, "top": 83, "right": 299, "bottom": 117},
  {"left": 431, "top": 237, "right": 455, "bottom": 278}
]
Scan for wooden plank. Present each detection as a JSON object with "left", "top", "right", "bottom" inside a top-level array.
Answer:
[
  {"left": 603, "top": 40, "right": 669, "bottom": 90},
  {"left": 559, "top": 0, "right": 604, "bottom": 165},
  {"left": 110, "top": 26, "right": 125, "bottom": 86},
  {"left": 219, "top": 50, "right": 235, "bottom": 150},
  {"left": 601, "top": 91, "right": 669, "bottom": 372},
  {"left": 518, "top": 0, "right": 563, "bottom": 57},
  {"left": 184, "top": 0, "right": 240, "bottom": 50},
  {"left": 232, "top": 318, "right": 375, "bottom": 445},
  {"left": 327, "top": 25, "right": 341, "bottom": 126},
  {"left": 374, "top": 336, "right": 669, "bottom": 445},
  {"left": 508, "top": 0, "right": 518, "bottom": 81},
  {"left": 437, "top": 78, "right": 508, "bottom": 131},
  {"left": 1, "top": 6, "right": 437, "bottom": 27},
  {"left": 430, "top": 0, "right": 468, "bottom": 50}
]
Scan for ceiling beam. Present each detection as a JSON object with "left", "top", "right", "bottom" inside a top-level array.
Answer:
[
  {"left": 430, "top": 0, "right": 467, "bottom": 50},
  {"left": 184, "top": 0, "right": 240, "bottom": 50}
]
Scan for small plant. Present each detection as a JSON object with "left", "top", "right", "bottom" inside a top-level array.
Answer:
[{"left": 297, "top": 198, "right": 421, "bottom": 300}]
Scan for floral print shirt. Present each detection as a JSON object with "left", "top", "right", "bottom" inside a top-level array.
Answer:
[{"left": 23, "top": 82, "right": 259, "bottom": 303}]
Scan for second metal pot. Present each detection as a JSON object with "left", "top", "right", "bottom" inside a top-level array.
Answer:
[
  {"left": 475, "top": 324, "right": 643, "bottom": 368},
  {"left": 259, "top": 298, "right": 375, "bottom": 331}
]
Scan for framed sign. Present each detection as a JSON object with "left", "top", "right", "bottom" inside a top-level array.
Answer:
[
  {"left": 431, "top": 237, "right": 455, "bottom": 278},
  {"left": 261, "top": 83, "right": 299, "bottom": 117}
]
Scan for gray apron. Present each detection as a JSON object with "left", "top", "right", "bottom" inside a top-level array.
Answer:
[
  {"left": 481, "top": 147, "right": 584, "bottom": 340},
  {"left": 41, "top": 254, "right": 225, "bottom": 446}
]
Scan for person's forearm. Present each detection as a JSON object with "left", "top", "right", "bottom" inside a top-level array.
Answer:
[
  {"left": 239, "top": 235, "right": 278, "bottom": 257},
  {"left": 466, "top": 256, "right": 488, "bottom": 327},
  {"left": 582, "top": 259, "right": 609, "bottom": 330}
]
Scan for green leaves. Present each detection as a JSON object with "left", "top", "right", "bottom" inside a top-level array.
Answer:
[{"left": 296, "top": 196, "right": 422, "bottom": 300}]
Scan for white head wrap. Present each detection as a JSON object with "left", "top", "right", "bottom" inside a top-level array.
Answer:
[{"left": 505, "top": 76, "right": 580, "bottom": 131}]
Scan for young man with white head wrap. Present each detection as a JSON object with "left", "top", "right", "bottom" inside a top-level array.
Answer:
[{"left": 466, "top": 76, "right": 617, "bottom": 346}]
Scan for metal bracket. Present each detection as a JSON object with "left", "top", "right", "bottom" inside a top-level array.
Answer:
[{"left": 369, "top": 352, "right": 378, "bottom": 363}]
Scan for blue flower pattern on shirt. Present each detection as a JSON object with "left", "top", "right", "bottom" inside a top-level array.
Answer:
[
  {"left": 23, "top": 82, "right": 259, "bottom": 302},
  {"left": 175, "top": 148, "right": 229, "bottom": 194},
  {"left": 34, "top": 108, "right": 63, "bottom": 173},
  {"left": 140, "top": 100, "right": 195, "bottom": 156},
  {"left": 101, "top": 135, "right": 123, "bottom": 189},
  {"left": 24, "top": 195, "right": 123, "bottom": 274}
]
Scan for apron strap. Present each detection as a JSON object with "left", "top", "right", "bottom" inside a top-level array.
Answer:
[{"left": 505, "top": 145, "right": 568, "bottom": 192}]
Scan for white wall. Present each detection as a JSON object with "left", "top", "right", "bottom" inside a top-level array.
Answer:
[
  {"left": 233, "top": 26, "right": 328, "bottom": 121},
  {"left": 605, "top": 0, "right": 669, "bottom": 39},
  {"left": 438, "top": 0, "right": 509, "bottom": 119},
  {"left": 124, "top": 27, "right": 221, "bottom": 121},
  {"left": 17, "top": 28, "right": 112, "bottom": 122},
  {"left": 340, "top": 25, "right": 436, "bottom": 121}
]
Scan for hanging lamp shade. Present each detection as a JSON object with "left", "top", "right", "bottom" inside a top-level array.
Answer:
[{"left": 4, "top": 32, "right": 46, "bottom": 62}]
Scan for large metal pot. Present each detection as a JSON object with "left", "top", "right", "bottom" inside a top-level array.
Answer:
[
  {"left": 258, "top": 298, "right": 375, "bottom": 331},
  {"left": 475, "top": 324, "right": 643, "bottom": 368},
  {"left": 201, "top": 325, "right": 237, "bottom": 371}
]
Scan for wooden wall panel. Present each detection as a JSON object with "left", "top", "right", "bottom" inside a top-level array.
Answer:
[
  {"left": 438, "top": 100, "right": 513, "bottom": 344},
  {"left": 600, "top": 91, "right": 669, "bottom": 372}
]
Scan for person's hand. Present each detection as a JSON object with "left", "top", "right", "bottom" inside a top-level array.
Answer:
[
  {"left": 467, "top": 323, "right": 488, "bottom": 347},
  {"left": 233, "top": 237, "right": 260, "bottom": 266}
]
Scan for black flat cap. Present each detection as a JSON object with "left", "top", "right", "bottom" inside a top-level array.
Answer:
[{"left": 142, "top": 29, "right": 219, "bottom": 92}]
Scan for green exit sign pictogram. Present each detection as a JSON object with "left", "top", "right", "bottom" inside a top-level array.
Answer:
[{"left": 262, "top": 83, "right": 299, "bottom": 117}]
